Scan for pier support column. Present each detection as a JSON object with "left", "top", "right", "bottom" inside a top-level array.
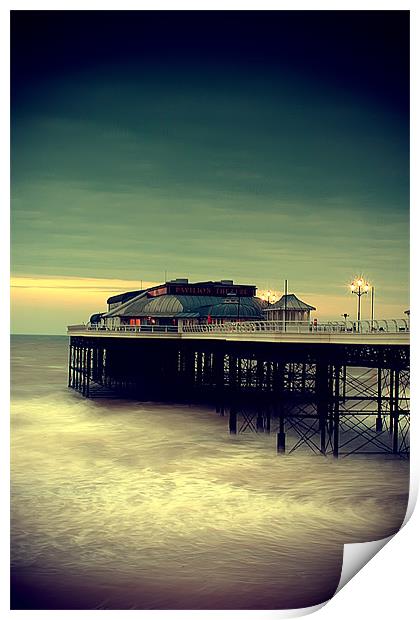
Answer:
[
  {"left": 301, "top": 363, "right": 307, "bottom": 393},
  {"left": 256, "top": 359, "right": 263, "bottom": 391},
  {"left": 376, "top": 368, "right": 383, "bottom": 432},
  {"left": 68, "top": 342, "right": 73, "bottom": 387},
  {"left": 393, "top": 370, "right": 400, "bottom": 454},
  {"left": 75, "top": 345, "right": 80, "bottom": 392},
  {"left": 333, "top": 365, "right": 340, "bottom": 458},
  {"left": 265, "top": 407, "right": 271, "bottom": 434},
  {"left": 316, "top": 361, "right": 329, "bottom": 455},
  {"left": 327, "top": 366, "right": 334, "bottom": 436},
  {"left": 201, "top": 351, "right": 212, "bottom": 396},
  {"left": 276, "top": 362, "right": 286, "bottom": 453},
  {"left": 71, "top": 344, "right": 74, "bottom": 389},
  {"left": 227, "top": 354, "right": 239, "bottom": 431},
  {"left": 196, "top": 351, "right": 203, "bottom": 388},
  {"left": 82, "top": 345, "right": 87, "bottom": 396},
  {"left": 277, "top": 407, "right": 286, "bottom": 452},
  {"left": 389, "top": 369, "right": 394, "bottom": 435},
  {"left": 99, "top": 346, "right": 105, "bottom": 386},
  {"left": 91, "top": 344, "right": 97, "bottom": 383},
  {"left": 228, "top": 354, "right": 238, "bottom": 394},
  {"left": 183, "top": 347, "right": 195, "bottom": 402},
  {"left": 79, "top": 345, "right": 83, "bottom": 393},
  {"left": 213, "top": 350, "right": 225, "bottom": 415},
  {"left": 229, "top": 408, "right": 237, "bottom": 434},
  {"left": 86, "top": 346, "right": 91, "bottom": 398},
  {"left": 73, "top": 345, "right": 77, "bottom": 391},
  {"left": 342, "top": 365, "right": 347, "bottom": 402},
  {"left": 80, "top": 345, "right": 84, "bottom": 395}
]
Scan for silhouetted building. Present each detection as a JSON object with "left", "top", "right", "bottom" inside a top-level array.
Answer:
[{"left": 98, "top": 279, "right": 265, "bottom": 328}]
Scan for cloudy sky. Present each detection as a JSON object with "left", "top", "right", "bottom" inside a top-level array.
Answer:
[{"left": 11, "top": 11, "right": 409, "bottom": 334}]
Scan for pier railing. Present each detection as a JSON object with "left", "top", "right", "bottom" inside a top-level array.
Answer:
[
  {"left": 70, "top": 324, "right": 179, "bottom": 334},
  {"left": 69, "top": 319, "right": 409, "bottom": 335},
  {"left": 182, "top": 319, "right": 409, "bottom": 334}
]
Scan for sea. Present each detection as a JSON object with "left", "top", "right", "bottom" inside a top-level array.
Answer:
[{"left": 10, "top": 335, "right": 409, "bottom": 610}]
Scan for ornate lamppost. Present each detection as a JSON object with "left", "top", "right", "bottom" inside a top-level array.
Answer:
[
  {"left": 350, "top": 277, "right": 369, "bottom": 326},
  {"left": 260, "top": 289, "right": 277, "bottom": 308},
  {"left": 259, "top": 289, "right": 278, "bottom": 324}
]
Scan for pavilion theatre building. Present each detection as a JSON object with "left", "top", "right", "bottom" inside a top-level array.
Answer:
[
  {"left": 90, "top": 279, "right": 317, "bottom": 329},
  {"left": 93, "top": 279, "right": 265, "bottom": 329}
]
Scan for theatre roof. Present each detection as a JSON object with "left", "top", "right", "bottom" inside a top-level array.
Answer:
[
  {"left": 107, "top": 290, "right": 144, "bottom": 305},
  {"left": 264, "top": 294, "right": 316, "bottom": 312},
  {"left": 104, "top": 291, "right": 264, "bottom": 319}
]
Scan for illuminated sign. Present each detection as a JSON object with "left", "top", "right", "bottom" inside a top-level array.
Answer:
[
  {"left": 146, "top": 283, "right": 256, "bottom": 298},
  {"left": 169, "top": 285, "right": 255, "bottom": 297}
]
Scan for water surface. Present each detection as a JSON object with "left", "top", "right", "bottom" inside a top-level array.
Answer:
[{"left": 11, "top": 335, "right": 409, "bottom": 609}]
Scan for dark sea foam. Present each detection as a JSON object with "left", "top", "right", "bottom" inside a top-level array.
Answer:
[{"left": 11, "top": 335, "right": 409, "bottom": 609}]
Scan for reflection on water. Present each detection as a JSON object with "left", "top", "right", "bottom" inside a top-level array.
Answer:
[{"left": 11, "top": 336, "right": 409, "bottom": 609}]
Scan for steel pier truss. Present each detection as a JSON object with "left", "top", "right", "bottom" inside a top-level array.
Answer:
[{"left": 68, "top": 337, "right": 410, "bottom": 458}]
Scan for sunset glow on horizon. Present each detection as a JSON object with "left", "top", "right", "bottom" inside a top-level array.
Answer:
[{"left": 10, "top": 273, "right": 409, "bottom": 335}]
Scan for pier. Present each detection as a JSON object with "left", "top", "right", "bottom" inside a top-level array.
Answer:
[{"left": 67, "top": 319, "right": 410, "bottom": 458}]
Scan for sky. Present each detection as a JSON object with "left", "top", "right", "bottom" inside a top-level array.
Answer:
[{"left": 11, "top": 10, "right": 409, "bottom": 334}]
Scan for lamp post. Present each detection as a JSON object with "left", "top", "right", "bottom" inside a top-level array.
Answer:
[
  {"left": 263, "top": 290, "right": 278, "bottom": 311},
  {"left": 350, "top": 277, "right": 369, "bottom": 327},
  {"left": 371, "top": 286, "right": 375, "bottom": 322},
  {"left": 284, "top": 279, "right": 288, "bottom": 332}
]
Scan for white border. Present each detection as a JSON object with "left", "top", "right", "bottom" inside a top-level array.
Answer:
[{"left": 3, "top": 3, "right": 418, "bottom": 619}]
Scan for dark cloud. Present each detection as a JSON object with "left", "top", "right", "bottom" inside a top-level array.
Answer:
[{"left": 11, "top": 11, "right": 409, "bottom": 325}]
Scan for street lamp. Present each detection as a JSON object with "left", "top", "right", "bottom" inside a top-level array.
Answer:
[
  {"left": 350, "top": 277, "right": 369, "bottom": 325},
  {"left": 259, "top": 289, "right": 277, "bottom": 308}
]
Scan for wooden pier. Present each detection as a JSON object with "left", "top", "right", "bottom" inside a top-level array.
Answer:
[{"left": 67, "top": 321, "right": 410, "bottom": 458}]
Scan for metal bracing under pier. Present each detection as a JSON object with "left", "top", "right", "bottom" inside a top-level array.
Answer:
[{"left": 68, "top": 336, "right": 409, "bottom": 458}]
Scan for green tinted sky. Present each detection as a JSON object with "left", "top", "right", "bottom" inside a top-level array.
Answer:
[{"left": 11, "top": 11, "right": 409, "bottom": 332}]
